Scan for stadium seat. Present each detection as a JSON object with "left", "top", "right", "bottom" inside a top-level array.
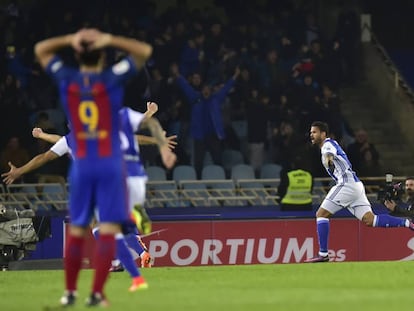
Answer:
[
  {"left": 202, "top": 164, "right": 226, "bottom": 180},
  {"left": 231, "top": 164, "right": 256, "bottom": 182},
  {"left": 260, "top": 163, "right": 283, "bottom": 179},
  {"left": 173, "top": 165, "right": 197, "bottom": 182},
  {"left": 146, "top": 166, "right": 167, "bottom": 181},
  {"left": 221, "top": 149, "right": 245, "bottom": 175}
]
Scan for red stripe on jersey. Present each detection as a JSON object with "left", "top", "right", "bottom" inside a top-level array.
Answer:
[
  {"left": 92, "top": 83, "right": 112, "bottom": 157},
  {"left": 66, "top": 83, "right": 86, "bottom": 158}
]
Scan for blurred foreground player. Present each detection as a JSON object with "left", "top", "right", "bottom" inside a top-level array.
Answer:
[{"left": 35, "top": 28, "right": 152, "bottom": 306}]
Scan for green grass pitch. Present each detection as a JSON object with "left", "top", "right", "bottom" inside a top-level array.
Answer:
[{"left": 0, "top": 261, "right": 413, "bottom": 311}]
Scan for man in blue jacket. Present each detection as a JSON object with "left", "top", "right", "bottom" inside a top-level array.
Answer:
[{"left": 171, "top": 64, "right": 240, "bottom": 178}]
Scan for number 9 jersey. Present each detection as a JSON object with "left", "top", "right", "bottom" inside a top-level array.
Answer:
[{"left": 45, "top": 55, "right": 139, "bottom": 227}]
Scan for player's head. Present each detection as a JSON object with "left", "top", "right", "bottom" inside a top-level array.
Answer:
[
  {"left": 310, "top": 121, "right": 329, "bottom": 146},
  {"left": 405, "top": 177, "right": 414, "bottom": 197},
  {"left": 77, "top": 41, "right": 104, "bottom": 67}
]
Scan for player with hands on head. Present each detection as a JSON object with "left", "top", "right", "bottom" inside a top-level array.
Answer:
[{"left": 34, "top": 27, "right": 153, "bottom": 306}]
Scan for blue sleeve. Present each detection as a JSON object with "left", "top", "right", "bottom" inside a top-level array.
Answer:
[
  {"left": 104, "top": 56, "right": 139, "bottom": 86},
  {"left": 215, "top": 78, "right": 235, "bottom": 101},
  {"left": 45, "top": 56, "right": 76, "bottom": 83},
  {"left": 176, "top": 76, "right": 200, "bottom": 104}
]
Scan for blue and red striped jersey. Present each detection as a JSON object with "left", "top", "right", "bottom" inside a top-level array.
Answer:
[{"left": 46, "top": 56, "right": 138, "bottom": 161}]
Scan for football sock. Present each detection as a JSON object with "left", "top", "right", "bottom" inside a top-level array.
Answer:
[
  {"left": 124, "top": 233, "right": 146, "bottom": 257},
  {"left": 91, "top": 227, "right": 99, "bottom": 239},
  {"left": 316, "top": 217, "right": 330, "bottom": 256},
  {"left": 92, "top": 233, "right": 115, "bottom": 294},
  {"left": 64, "top": 235, "right": 84, "bottom": 292},
  {"left": 374, "top": 214, "right": 407, "bottom": 227},
  {"left": 115, "top": 233, "right": 141, "bottom": 278}
]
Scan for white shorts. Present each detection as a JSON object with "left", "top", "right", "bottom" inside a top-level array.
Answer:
[
  {"left": 126, "top": 176, "right": 147, "bottom": 211},
  {"left": 320, "top": 181, "right": 372, "bottom": 220}
]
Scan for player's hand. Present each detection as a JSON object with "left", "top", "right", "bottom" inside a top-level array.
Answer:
[
  {"left": 146, "top": 102, "right": 159, "bottom": 116},
  {"left": 83, "top": 29, "right": 112, "bottom": 50},
  {"left": 71, "top": 29, "right": 87, "bottom": 52},
  {"left": 233, "top": 66, "right": 241, "bottom": 79},
  {"left": 166, "top": 134, "right": 177, "bottom": 150},
  {"left": 1, "top": 162, "right": 20, "bottom": 185},
  {"left": 384, "top": 199, "right": 397, "bottom": 211},
  {"left": 32, "top": 127, "right": 44, "bottom": 138},
  {"left": 160, "top": 146, "right": 176, "bottom": 169}
]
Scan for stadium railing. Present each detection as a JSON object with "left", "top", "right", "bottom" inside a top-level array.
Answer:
[{"left": 0, "top": 176, "right": 401, "bottom": 211}]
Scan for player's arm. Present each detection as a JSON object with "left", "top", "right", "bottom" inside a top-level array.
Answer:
[
  {"left": 323, "top": 153, "right": 335, "bottom": 174},
  {"left": 140, "top": 118, "right": 176, "bottom": 168},
  {"left": 143, "top": 102, "right": 158, "bottom": 120},
  {"left": 34, "top": 30, "right": 85, "bottom": 69},
  {"left": 136, "top": 134, "right": 177, "bottom": 150},
  {"left": 32, "top": 127, "right": 62, "bottom": 144},
  {"left": 1, "top": 151, "right": 59, "bottom": 185},
  {"left": 88, "top": 30, "right": 152, "bottom": 69}
]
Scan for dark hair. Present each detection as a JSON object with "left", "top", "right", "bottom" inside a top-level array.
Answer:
[
  {"left": 78, "top": 41, "right": 103, "bottom": 66},
  {"left": 311, "top": 121, "right": 329, "bottom": 135},
  {"left": 406, "top": 176, "right": 414, "bottom": 182}
]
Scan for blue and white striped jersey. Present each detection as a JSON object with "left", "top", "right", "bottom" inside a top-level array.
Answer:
[{"left": 321, "top": 138, "right": 360, "bottom": 185}]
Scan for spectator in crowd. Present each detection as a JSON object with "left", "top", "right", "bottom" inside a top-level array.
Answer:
[
  {"left": 292, "top": 73, "right": 320, "bottom": 135},
  {"left": 314, "top": 84, "right": 344, "bottom": 141},
  {"left": 179, "top": 30, "right": 206, "bottom": 78},
  {"left": 384, "top": 176, "right": 414, "bottom": 221},
  {"left": 271, "top": 120, "right": 303, "bottom": 169},
  {"left": 258, "top": 48, "right": 287, "bottom": 99},
  {"left": 171, "top": 63, "right": 240, "bottom": 178},
  {"left": 0, "top": 136, "right": 30, "bottom": 182},
  {"left": 347, "top": 128, "right": 380, "bottom": 176},
  {"left": 230, "top": 67, "right": 255, "bottom": 121},
  {"left": 335, "top": 4, "right": 360, "bottom": 85},
  {"left": 246, "top": 91, "right": 271, "bottom": 174},
  {"left": 0, "top": 0, "right": 351, "bottom": 184}
]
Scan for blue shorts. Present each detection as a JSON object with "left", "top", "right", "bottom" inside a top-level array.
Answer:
[{"left": 68, "top": 158, "right": 129, "bottom": 227}]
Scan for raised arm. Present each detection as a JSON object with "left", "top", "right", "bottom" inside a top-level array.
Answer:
[
  {"left": 140, "top": 118, "right": 176, "bottom": 169},
  {"left": 32, "top": 128, "right": 62, "bottom": 144},
  {"left": 34, "top": 30, "right": 84, "bottom": 69},
  {"left": 143, "top": 102, "right": 158, "bottom": 120},
  {"left": 35, "top": 28, "right": 152, "bottom": 70},
  {"left": 136, "top": 134, "right": 177, "bottom": 150},
  {"left": 86, "top": 29, "right": 152, "bottom": 69}
]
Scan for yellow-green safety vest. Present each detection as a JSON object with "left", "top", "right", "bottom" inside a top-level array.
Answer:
[{"left": 281, "top": 169, "right": 312, "bottom": 205}]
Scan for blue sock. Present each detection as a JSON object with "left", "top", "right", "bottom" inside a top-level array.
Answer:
[
  {"left": 124, "top": 233, "right": 146, "bottom": 257},
  {"left": 115, "top": 233, "right": 141, "bottom": 278},
  {"left": 317, "top": 217, "right": 330, "bottom": 255},
  {"left": 375, "top": 214, "right": 407, "bottom": 228}
]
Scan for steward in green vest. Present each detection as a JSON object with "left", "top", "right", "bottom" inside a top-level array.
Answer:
[{"left": 278, "top": 156, "right": 313, "bottom": 211}]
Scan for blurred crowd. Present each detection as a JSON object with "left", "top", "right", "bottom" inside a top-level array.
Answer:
[{"left": 0, "top": 0, "right": 381, "bottom": 183}]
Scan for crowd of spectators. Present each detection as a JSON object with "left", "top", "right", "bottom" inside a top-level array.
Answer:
[{"left": 0, "top": 0, "right": 378, "bottom": 183}]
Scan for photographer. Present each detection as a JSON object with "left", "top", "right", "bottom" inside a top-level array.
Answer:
[{"left": 384, "top": 177, "right": 414, "bottom": 220}]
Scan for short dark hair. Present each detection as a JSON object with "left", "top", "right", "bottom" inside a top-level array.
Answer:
[
  {"left": 406, "top": 176, "right": 414, "bottom": 182},
  {"left": 311, "top": 121, "right": 329, "bottom": 135},
  {"left": 78, "top": 42, "right": 103, "bottom": 66}
]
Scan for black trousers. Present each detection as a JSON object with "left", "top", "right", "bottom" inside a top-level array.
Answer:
[{"left": 193, "top": 135, "right": 222, "bottom": 178}]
